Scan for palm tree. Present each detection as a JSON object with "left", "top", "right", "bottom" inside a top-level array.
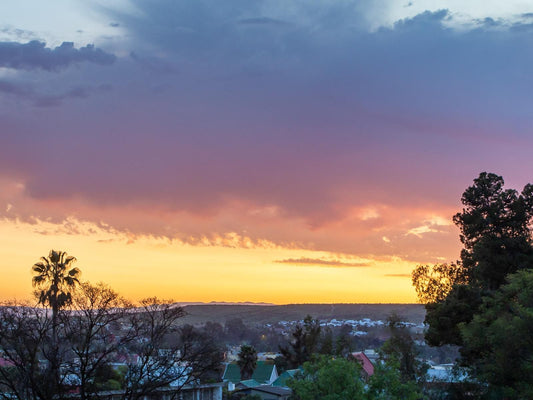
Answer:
[
  {"left": 32, "top": 249, "right": 81, "bottom": 328},
  {"left": 237, "top": 345, "right": 257, "bottom": 380},
  {"left": 32, "top": 250, "right": 81, "bottom": 394}
]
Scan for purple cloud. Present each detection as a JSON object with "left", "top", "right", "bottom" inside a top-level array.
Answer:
[
  {"left": 1, "top": 3, "right": 533, "bottom": 262},
  {"left": 0, "top": 40, "right": 116, "bottom": 71}
]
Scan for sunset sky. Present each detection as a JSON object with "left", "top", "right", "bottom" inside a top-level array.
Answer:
[{"left": 1, "top": 1, "right": 533, "bottom": 304}]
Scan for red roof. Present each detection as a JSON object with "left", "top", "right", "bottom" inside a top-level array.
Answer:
[{"left": 351, "top": 352, "right": 374, "bottom": 377}]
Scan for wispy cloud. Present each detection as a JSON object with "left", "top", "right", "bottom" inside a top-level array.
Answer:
[{"left": 276, "top": 258, "right": 370, "bottom": 267}]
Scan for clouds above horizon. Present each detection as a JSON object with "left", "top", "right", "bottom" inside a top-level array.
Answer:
[{"left": 1, "top": 1, "right": 533, "bottom": 264}]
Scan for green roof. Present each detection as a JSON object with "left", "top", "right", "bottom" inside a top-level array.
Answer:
[
  {"left": 223, "top": 361, "right": 276, "bottom": 384},
  {"left": 223, "top": 364, "right": 241, "bottom": 383},
  {"left": 239, "top": 379, "right": 261, "bottom": 388},
  {"left": 272, "top": 369, "right": 300, "bottom": 387},
  {"left": 252, "top": 361, "right": 276, "bottom": 383}
]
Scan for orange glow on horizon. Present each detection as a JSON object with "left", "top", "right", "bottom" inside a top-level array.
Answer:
[{"left": 0, "top": 219, "right": 419, "bottom": 304}]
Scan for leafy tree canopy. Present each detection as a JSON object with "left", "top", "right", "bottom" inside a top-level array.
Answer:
[
  {"left": 288, "top": 354, "right": 422, "bottom": 400},
  {"left": 288, "top": 355, "right": 365, "bottom": 400},
  {"left": 367, "top": 358, "right": 422, "bottom": 400},
  {"left": 413, "top": 172, "right": 533, "bottom": 346},
  {"left": 460, "top": 270, "right": 533, "bottom": 399},
  {"left": 453, "top": 172, "right": 533, "bottom": 290}
]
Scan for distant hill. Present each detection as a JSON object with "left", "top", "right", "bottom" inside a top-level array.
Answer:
[{"left": 178, "top": 303, "right": 425, "bottom": 326}]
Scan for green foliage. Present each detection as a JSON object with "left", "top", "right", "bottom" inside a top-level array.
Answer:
[
  {"left": 274, "top": 355, "right": 288, "bottom": 374},
  {"left": 453, "top": 172, "right": 533, "bottom": 291},
  {"left": 367, "top": 358, "right": 422, "bottom": 400},
  {"left": 380, "top": 314, "right": 427, "bottom": 384},
  {"left": 93, "top": 364, "right": 125, "bottom": 391},
  {"left": 411, "top": 172, "right": 533, "bottom": 396},
  {"left": 288, "top": 355, "right": 365, "bottom": 400},
  {"left": 303, "top": 315, "right": 321, "bottom": 355},
  {"left": 414, "top": 172, "right": 533, "bottom": 347},
  {"left": 288, "top": 354, "right": 423, "bottom": 400},
  {"left": 412, "top": 263, "right": 468, "bottom": 304},
  {"left": 319, "top": 327, "right": 333, "bottom": 355},
  {"left": 279, "top": 315, "right": 321, "bottom": 369},
  {"left": 334, "top": 324, "right": 353, "bottom": 356},
  {"left": 460, "top": 270, "right": 533, "bottom": 399},
  {"left": 423, "top": 285, "right": 482, "bottom": 347}
]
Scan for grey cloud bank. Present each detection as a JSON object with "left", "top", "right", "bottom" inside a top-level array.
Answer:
[{"left": 0, "top": 40, "right": 116, "bottom": 71}]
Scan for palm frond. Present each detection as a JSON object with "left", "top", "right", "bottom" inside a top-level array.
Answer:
[{"left": 31, "top": 250, "right": 81, "bottom": 308}]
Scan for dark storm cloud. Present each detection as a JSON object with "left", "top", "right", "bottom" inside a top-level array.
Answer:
[
  {"left": 0, "top": 40, "right": 116, "bottom": 71},
  {"left": 11, "top": 6, "right": 533, "bottom": 211},
  {"left": 61, "top": 5, "right": 533, "bottom": 214},
  {"left": 2, "top": 2, "right": 533, "bottom": 260}
]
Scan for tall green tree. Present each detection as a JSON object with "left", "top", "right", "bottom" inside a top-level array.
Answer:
[
  {"left": 460, "top": 270, "right": 533, "bottom": 399},
  {"left": 31, "top": 249, "right": 81, "bottom": 396},
  {"left": 319, "top": 327, "right": 334, "bottom": 355},
  {"left": 335, "top": 324, "right": 353, "bottom": 357},
  {"left": 380, "top": 314, "right": 427, "bottom": 384},
  {"left": 412, "top": 172, "right": 533, "bottom": 396},
  {"left": 413, "top": 173, "right": 533, "bottom": 346},
  {"left": 453, "top": 172, "right": 533, "bottom": 290}
]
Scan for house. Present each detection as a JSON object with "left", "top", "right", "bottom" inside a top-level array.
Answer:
[
  {"left": 351, "top": 352, "right": 375, "bottom": 380},
  {"left": 90, "top": 383, "right": 223, "bottom": 400},
  {"left": 234, "top": 379, "right": 261, "bottom": 389},
  {"left": 222, "top": 361, "right": 278, "bottom": 385}
]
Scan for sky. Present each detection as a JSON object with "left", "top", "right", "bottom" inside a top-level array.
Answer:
[{"left": 1, "top": 0, "right": 532, "bottom": 304}]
